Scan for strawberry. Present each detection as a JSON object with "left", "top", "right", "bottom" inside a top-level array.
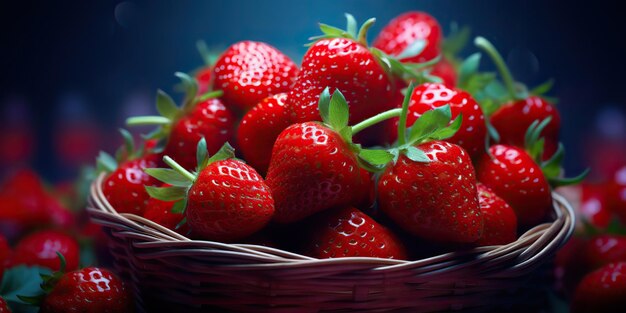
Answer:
[
  {"left": 304, "top": 207, "right": 407, "bottom": 259},
  {"left": 98, "top": 130, "right": 160, "bottom": 216},
  {"left": 145, "top": 141, "right": 274, "bottom": 242},
  {"left": 266, "top": 88, "right": 396, "bottom": 223},
  {"left": 579, "top": 183, "right": 612, "bottom": 229},
  {"left": 387, "top": 83, "right": 486, "bottom": 160},
  {"left": 127, "top": 73, "right": 235, "bottom": 170},
  {"left": 195, "top": 66, "right": 213, "bottom": 95},
  {"left": 475, "top": 183, "right": 517, "bottom": 246},
  {"left": 477, "top": 144, "right": 552, "bottom": 226},
  {"left": 581, "top": 235, "right": 626, "bottom": 272},
  {"left": 571, "top": 262, "right": 626, "bottom": 313},
  {"left": 10, "top": 230, "right": 79, "bottom": 271},
  {"left": 287, "top": 16, "right": 395, "bottom": 131},
  {"left": 0, "top": 297, "right": 9, "bottom": 313},
  {"left": 377, "top": 85, "right": 483, "bottom": 243},
  {"left": 143, "top": 184, "right": 189, "bottom": 235},
  {"left": 373, "top": 11, "right": 442, "bottom": 63},
  {"left": 237, "top": 93, "right": 292, "bottom": 174},
  {"left": 431, "top": 57, "right": 457, "bottom": 87},
  {"left": 475, "top": 37, "right": 560, "bottom": 159},
  {"left": 213, "top": 41, "right": 298, "bottom": 112}
]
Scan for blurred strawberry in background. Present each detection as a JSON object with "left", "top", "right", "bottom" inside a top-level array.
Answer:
[{"left": 0, "top": 98, "right": 35, "bottom": 171}]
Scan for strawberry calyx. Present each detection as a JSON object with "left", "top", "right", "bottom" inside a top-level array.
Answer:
[
  {"left": 17, "top": 252, "right": 67, "bottom": 306},
  {"left": 143, "top": 139, "right": 236, "bottom": 216},
  {"left": 96, "top": 128, "right": 147, "bottom": 173},
  {"left": 125, "top": 72, "right": 223, "bottom": 140},
  {"left": 524, "top": 117, "right": 589, "bottom": 187}
]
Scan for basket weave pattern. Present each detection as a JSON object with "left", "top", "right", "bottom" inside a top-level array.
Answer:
[{"left": 87, "top": 173, "right": 575, "bottom": 312}]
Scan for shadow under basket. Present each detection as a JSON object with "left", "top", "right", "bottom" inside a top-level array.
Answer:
[{"left": 87, "top": 173, "right": 575, "bottom": 313}]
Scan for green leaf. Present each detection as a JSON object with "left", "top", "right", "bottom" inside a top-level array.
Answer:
[
  {"left": 486, "top": 121, "right": 500, "bottom": 143},
  {"left": 118, "top": 128, "right": 135, "bottom": 157},
  {"left": 144, "top": 168, "right": 192, "bottom": 187},
  {"left": 196, "top": 137, "right": 208, "bottom": 171},
  {"left": 541, "top": 143, "right": 565, "bottom": 179},
  {"left": 395, "top": 39, "right": 426, "bottom": 60},
  {"left": 458, "top": 53, "right": 481, "bottom": 85},
  {"left": 408, "top": 104, "right": 452, "bottom": 143},
  {"left": 430, "top": 114, "right": 462, "bottom": 140},
  {"left": 156, "top": 89, "right": 179, "bottom": 119},
  {"left": 207, "top": 142, "right": 236, "bottom": 164},
  {"left": 530, "top": 79, "right": 555, "bottom": 96},
  {"left": 171, "top": 199, "right": 187, "bottom": 214},
  {"left": 1, "top": 266, "right": 51, "bottom": 313},
  {"left": 359, "top": 149, "right": 394, "bottom": 166},
  {"left": 145, "top": 186, "right": 187, "bottom": 201},
  {"left": 357, "top": 17, "right": 376, "bottom": 45},
  {"left": 345, "top": 13, "right": 357, "bottom": 39},
  {"left": 549, "top": 168, "right": 590, "bottom": 188},
  {"left": 96, "top": 151, "right": 117, "bottom": 173},
  {"left": 319, "top": 23, "right": 346, "bottom": 37},
  {"left": 318, "top": 87, "right": 331, "bottom": 123},
  {"left": 328, "top": 89, "right": 350, "bottom": 130},
  {"left": 339, "top": 126, "right": 353, "bottom": 144},
  {"left": 442, "top": 23, "right": 471, "bottom": 56},
  {"left": 528, "top": 137, "right": 545, "bottom": 161},
  {"left": 196, "top": 90, "right": 224, "bottom": 103},
  {"left": 484, "top": 80, "right": 509, "bottom": 101},
  {"left": 405, "top": 146, "right": 431, "bottom": 163},
  {"left": 356, "top": 157, "right": 386, "bottom": 173},
  {"left": 175, "top": 72, "right": 199, "bottom": 105}
]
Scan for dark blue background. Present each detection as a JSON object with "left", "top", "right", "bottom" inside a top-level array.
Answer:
[{"left": 1, "top": 0, "right": 625, "bottom": 181}]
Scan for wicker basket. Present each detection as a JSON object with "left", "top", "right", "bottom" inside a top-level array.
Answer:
[{"left": 87, "top": 173, "right": 575, "bottom": 312}]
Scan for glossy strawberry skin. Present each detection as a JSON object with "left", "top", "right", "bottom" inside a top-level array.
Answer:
[
  {"left": 388, "top": 83, "right": 486, "bottom": 160},
  {"left": 475, "top": 183, "right": 517, "bottom": 246},
  {"left": 266, "top": 122, "right": 371, "bottom": 223},
  {"left": 490, "top": 96, "right": 560, "bottom": 159},
  {"left": 582, "top": 235, "right": 626, "bottom": 271},
  {"left": 11, "top": 230, "right": 79, "bottom": 271},
  {"left": 378, "top": 141, "right": 483, "bottom": 243},
  {"left": 143, "top": 195, "right": 189, "bottom": 235},
  {"left": 213, "top": 41, "right": 298, "bottom": 112},
  {"left": 431, "top": 57, "right": 457, "bottom": 87},
  {"left": 40, "top": 267, "right": 134, "bottom": 313},
  {"left": 373, "top": 11, "right": 442, "bottom": 63},
  {"left": 163, "top": 98, "right": 234, "bottom": 170},
  {"left": 195, "top": 66, "right": 212, "bottom": 95},
  {"left": 287, "top": 38, "right": 395, "bottom": 126},
  {"left": 237, "top": 93, "right": 292, "bottom": 175},
  {"left": 102, "top": 155, "right": 160, "bottom": 216},
  {"left": 187, "top": 159, "right": 274, "bottom": 242},
  {"left": 477, "top": 144, "right": 552, "bottom": 226},
  {"left": 579, "top": 183, "right": 611, "bottom": 229},
  {"left": 571, "top": 262, "right": 626, "bottom": 313},
  {"left": 305, "top": 207, "right": 407, "bottom": 259}
]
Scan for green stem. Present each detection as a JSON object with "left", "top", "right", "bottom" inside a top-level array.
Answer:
[
  {"left": 351, "top": 108, "right": 402, "bottom": 135},
  {"left": 474, "top": 36, "right": 518, "bottom": 100},
  {"left": 163, "top": 156, "right": 196, "bottom": 182},
  {"left": 357, "top": 18, "right": 376, "bottom": 46},
  {"left": 195, "top": 90, "right": 224, "bottom": 103},
  {"left": 126, "top": 116, "right": 171, "bottom": 126},
  {"left": 397, "top": 82, "right": 416, "bottom": 146}
]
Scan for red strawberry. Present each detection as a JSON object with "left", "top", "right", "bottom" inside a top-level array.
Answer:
[
  {"left": 287, "top": 17, "right": 395, "bottom": 130},
  {"left": 146, "top": 141, "right": 274, "bottom": 242},
  {"left": 475, "top": 183, "right": 517, "bottom": 246},
  {"left": 237, "top": 93, "right": 292, "bottom": 174},
  {"left": 213, "top": 41, "right": 298, "bottom": 112},
  {"left": 607, "top": 165, "right": 626, "bottom": 223},
  {"left": 39, "top": 267, "right": 134, "bottom": 313},
  {"left": 373, "top": 11, "right": 442, "bottom": 63},
  {"left": 305, "top": 207, "right": 407, "bottom": 259},
  {"left": 143, "top": 186, "right": 189, "bottom": 235},
  {"left": 11, "top": 230, "right": 80, "bottom": 271},
  {"left": 0, "top": 297, "right": 9, "bottom": 313},
  {"left": 127, "top": 74, "right": 235, "bottom": 171},
  {"left": 196, "top": 66, "right": 213, "bottom": 95},
  {"left": 571, "top": 262, "right": 626, "bottom": 313},
  {"left": 477, "top": 144, "right": 552, "bottom": 225},
  {"left": 101, "top": 154, "right": 159, "bottom": 216},
  {"left": 387, "top": 83, "right": 486, "bottom": 160},
  {"left": 431, "top": 57, "right": 457, "bottom": 87},
  {"left": 582, "top": 235, "right": 626, "bottom": 272},
  {"left": 378, "top": 141, "right": 482, "bottom": 243},
  {"left": 554, "top": 237, "right": 588, "bottom": 296},
  {"left": 579, "top": 183, "right": 612, "bottom": 229}
]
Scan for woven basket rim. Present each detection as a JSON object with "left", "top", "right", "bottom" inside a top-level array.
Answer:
[{"left": 88, "top": 172, "right": 575, "bottom": 268}]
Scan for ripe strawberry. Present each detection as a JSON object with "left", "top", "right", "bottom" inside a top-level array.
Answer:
[
  {"left": 287, "top": 16, "right": 395, "bottom": 130},
  {"left": 213, "top": 41, "right": 298, "bottom": 112},
  {"left": 266, "top": 87, "right": 392, "bottom": 223},
  {"left": 11, "top": 230, "right": 79, "bottom": 271},
  {"left": 237, "top": 93, "right": 292, "bottom": 174},
  {"left": 579, "top": 183, "right": 612, "bottom": 229},
  {"left": 475, "top": 37, "right": 560, "bottom": 159},
  {"left": 373, "top": 11, "right": 442, "bottom": 63},
  {"left": 195, "top": 66, "right": 213, "bottom": 95},
  {"left": 475, "top": 183, "right": 517, "bottom": 246},
  {"left": 143, "top": 185, "right": 189, "bottom": 235},
  {"left": 387, "top": 83, "right": 486, "bottom": 160},
  {"left": 145, "top": 141, "right": 274, "bottom": 242},
  {"left": 582, "top": 235, "right": 626, "bottom": 272},
  {"left": 571, "top": 262, "right": 626, "bottom": 313},
  {"left": 37, "top": 267, "right": 134, "bottom": 313},
  {"left": 477, "top": 145, "right": 551, "bottom": 226},
  {"left": 127, "top": 73, "right": 235, "bottom": 170},
  {"left": 0, "top": 296, "right": 10, "bottom": 313},
  {"left": 431, "top": 57, "right": 457, "bottom": 87},
  {"left": 304, "top": 207, "right": 407, "bottom": 259}
]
